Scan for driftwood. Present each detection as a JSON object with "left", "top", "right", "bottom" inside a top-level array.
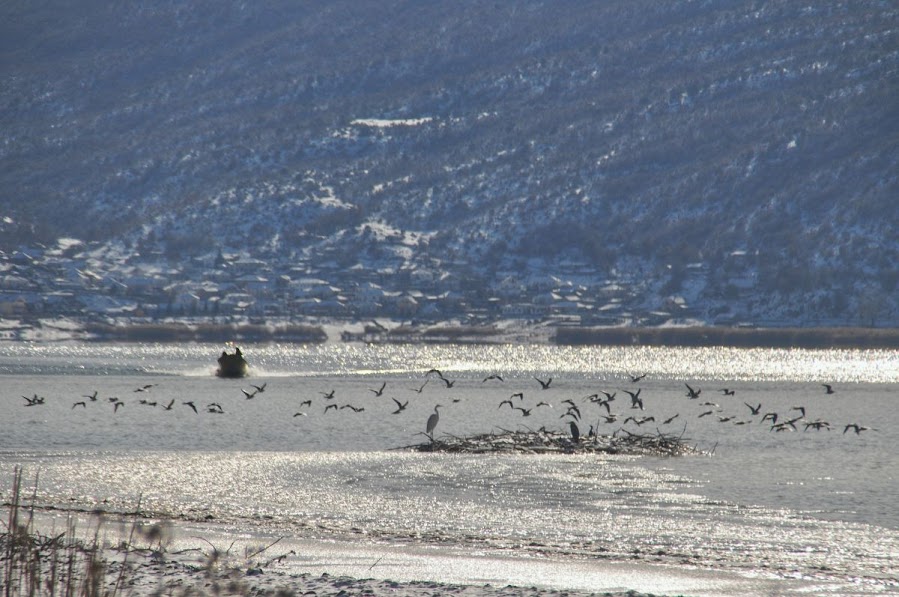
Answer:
[{"left": 395, "top": 428, "right": 700, "bottom": 457}]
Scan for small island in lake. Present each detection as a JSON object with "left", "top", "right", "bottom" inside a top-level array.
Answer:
[{"left": 216, "top": 347, "right": 249, "bottom": 378}]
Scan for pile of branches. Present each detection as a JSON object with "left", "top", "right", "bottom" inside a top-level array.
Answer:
[{"left": 400, "top": 428, "right": 700, "bottom": 457}]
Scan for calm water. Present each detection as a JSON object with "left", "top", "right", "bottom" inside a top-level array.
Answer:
[{"left": 1, "top": 342, "right": 897, "bottom": 595}]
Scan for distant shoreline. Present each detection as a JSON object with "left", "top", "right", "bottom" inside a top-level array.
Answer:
[{"left": 4, "top": 317, "right": 897, "bottom": 349}]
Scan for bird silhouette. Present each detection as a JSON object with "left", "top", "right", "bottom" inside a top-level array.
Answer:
[
  {"left": 629, "top": 373, "right": 647, "bottom": 383},
  {"left": 822, "top": 384, "right": 835, "bottom": 394},
  {"left": 370, "top": 382, "right": 387, "bottom": 396},
  {"left": 299, "top": 399, "right": 312, "bottom": 407},
  {"left": 72, "top": 401, "right": 86, "bottom": 409},
  {"left": 534, "top": 376, "right": 552, "bottom": 389},
  {"left": 662, "top": 413, "right": 680, "bottom": 424},
  {"left": 83, "top": 391, "right": 99, "bottom": 401},
  {"left": 324, "top": 404, "right": 338, "bottom": 413},
  {"left": 625, "top": 389, "right": 643, "bottom": 410},
  {"left": 482, "top": 374, "right": 504, "bottom": 383},
  {"left": 685, "top": 383, "right": 701, "bottom": 399},
  {"left": 251, "top": 383, "right": 267, "bottom": 393},
  {"left": 438, "top": 375, "right": 456, "bottom": 388},
  {"left": 745, "top": 402, "right": 762, "bottom": 415},
  {"left": 241, "top": 389, "right": 257, "bottom": 399},
  {"left": 568, "top": 421, "right": 580, "bottom": 443},
  {"left": 844, "top": 423, "right": 876, "bottom": 434},
  {"left": 163, "top": 399, "right": 175, "bottom": 410},
  {"left": 510, "top": 392, "right": 524, "bottom": 401},
  {"left": 426, "top": 405, "right": 442, "bottom": 439},
  {"left": 340, "top": 404, "right": 365, "bottom": 413},
  {"left": 183, "top": 401, "right": 197, "bottom": 414},
  {"left": 411, "top": 380, "right": 429, "bottom": 393},
  {"left": 391, "top": 398, "right": 408, "bottom": 414},
  {"left": 720, "top": 388, "right": 736, "bottom": 396},
  {"left": 514, "top": 407, "right": 532, "bottom": 417},
  {"left": 293, "top": 412, "right": 308, "bottom": 417},
  {"left": 321, "top": 390, "right": 336, "bottom": 400}
]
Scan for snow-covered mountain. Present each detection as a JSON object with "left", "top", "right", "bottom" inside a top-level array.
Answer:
[{"left": 2, "top": 1, "right": 897, "bottom": 327}]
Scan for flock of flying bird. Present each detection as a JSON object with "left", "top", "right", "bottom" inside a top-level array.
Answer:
[{"left": 19, "top": 370, "right": 877, "bottom": 442}]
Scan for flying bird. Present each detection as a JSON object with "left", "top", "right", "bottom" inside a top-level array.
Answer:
[
  {"left": 482, "top": 374, "right": 504, "bottom": 383},
  {"left": 183, "top": 401, "right": 197, "bottom": 414},
  {"left": 685, "top": 383, "right": 701, "bottom": 399},
  {"left": 391, "top": 398, "right": 408, "bottom": 414},
  {"left": 534, "top": 376, "right": 553, "bottom": 390},
  {"left": 370, "top": 382, "right": 387, "bottom": 396}
]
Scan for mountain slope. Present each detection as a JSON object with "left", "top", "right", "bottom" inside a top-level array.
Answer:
[{"left": 1, "top": 1, "right": 897, "bottom": 325}]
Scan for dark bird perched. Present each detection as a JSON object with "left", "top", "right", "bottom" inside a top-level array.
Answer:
[
  {"left": 241, "top": 389, "right": 257, "bottom": 399},
  {"left": 534, "top": 376, "right": 552, "bottom": 389},
  {"left": 482, "top": 374, "right": 504, "bottom": 383},
  {"left": 340, "top": 404, "right": 365, "bottom": 413},
  {"left": 391, "top": 398, "right": 408, "bottom": 414},
  {"left": 720, "top": 388, "right": 736, "bottom": 396},
  {"left": 426, "top": 405, "right": 442, "bottom": 439},
  {"left": 321, "top": 390, "right": 336, "bottom": 400},
  {"left": 72, "top": 401, "right": 86, "bottom": 409},
  {"left": 568, "top": 421, "right": 580, "bottom": 443},
  {"left": 745, "top": 402, "right": 762, "bottom": 415},
  {"left": 844, "top": 423, "right": 876, "bottom": 435},
  {"left": 324, "top": 404, "right": 338, "bottom": 413},
  {"left": 822, "top": 384, "right": 835, "bottom": 394},
  {"left": 370, "top": 382, "right": 387, "bottom": 396},
  {"left": 251, "top": 383, "right": 267, "bottom": 393},
  {"left": 163, "top": 399, "right": 175, "bottom": 410},
  {"left": 629, "top": 373, "right": 647, "bottom": 383},
  {"left": 83, "top": 391, "right": 99, "bottom": 401},
  {"left": 183, "top": 401, "right": 197, "bottom": 414},
  {"left": 624, "top": 389, "right": 643, "bottom": 410},
  {"left": 685, "top": 383, "right": 701, "bottom": 399}
]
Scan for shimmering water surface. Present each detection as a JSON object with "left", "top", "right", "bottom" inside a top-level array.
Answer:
[{"left": 1, "top": 342, "right": 897, "bottom": 595}]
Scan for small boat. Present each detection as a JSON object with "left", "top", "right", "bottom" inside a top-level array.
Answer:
[{"left": 216, "top": 347, "right": 249, "bottom": 378}]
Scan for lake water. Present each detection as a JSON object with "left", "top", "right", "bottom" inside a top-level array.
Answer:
[{"left": 1, "top": 342, "right": 897, "bottom": 595}]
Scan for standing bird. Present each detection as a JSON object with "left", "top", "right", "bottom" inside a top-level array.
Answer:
[
  {"left": 568, "top": 421, "right": 580, "bottom": 443},
  {"left": 426, "top": 405, "right": 442, "bottom": 439}
]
